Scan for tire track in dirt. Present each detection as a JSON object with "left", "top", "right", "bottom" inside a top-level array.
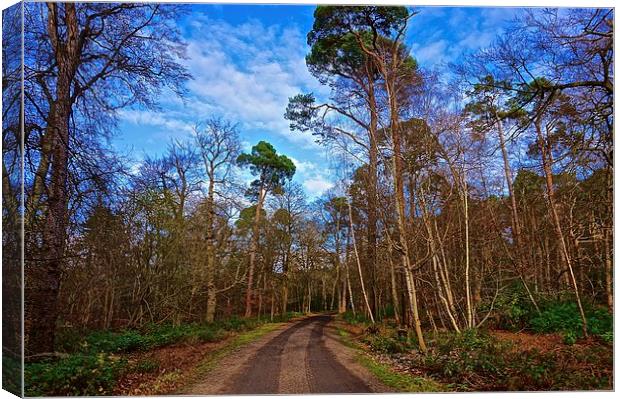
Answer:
[
  {"left": 227, "top": 317, "right": 316, "bottom": 394},
  {"left": 184, "top": 314, "right": 386, "bottom": 394},
  {"left": 305, "top": 315, "right": 372, "bottom": 393}
]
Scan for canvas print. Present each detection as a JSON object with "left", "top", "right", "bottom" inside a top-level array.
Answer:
[{"left": 1, "top": 1, "right": 614, "bottom": 396}]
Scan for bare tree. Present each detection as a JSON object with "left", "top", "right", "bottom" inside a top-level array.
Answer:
[
  {"left": 194, "top": 119, "right": 241, "bottom": 322},
  {"left": 23, "top": 2, "right": 190, "bottom": 355}
]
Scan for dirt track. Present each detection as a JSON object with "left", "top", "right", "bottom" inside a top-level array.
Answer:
[{"left": 184, "top": 314, "right": 388, "bottom": 394}]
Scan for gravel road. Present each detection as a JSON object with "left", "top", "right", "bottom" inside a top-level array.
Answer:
[{"left": 184, "top": 314, "right": 388, "bottom": 394}]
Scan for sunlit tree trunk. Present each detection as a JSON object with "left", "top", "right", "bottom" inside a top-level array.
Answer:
[
  {"left": 463, "top": 172, "right": 473, "bottom": 328},
  {"left": 384, "top": 68, "right": 427, "bottom": 352},
  {"left": 347, "top": 197, "right": 374, "bottom": 323},
  {"left": 205, "top": 176, "right": 217, "bottom": 322},
  {"left": 495, "top": 116, "right": 540, "bottom": 312},
  {"left": 245, "top": 187, "right": 266, "bottom": 317},
  {"left": 366, "top": 68, "right": 379, "bottom": 318}
]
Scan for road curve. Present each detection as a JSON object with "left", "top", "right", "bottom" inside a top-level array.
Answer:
[{"left": 184, "top": 314, "right": 388, "bottom": 394}]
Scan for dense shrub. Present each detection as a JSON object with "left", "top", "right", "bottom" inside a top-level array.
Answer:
[
  {"left": 423, "top": 329, "right": 511, "bottom": 383},
  {"left": 359, "top": 324, "right": 420, "bottom": 354},
  {"left": 481, "top": 286, "right": 613, "bottom": 344},
  {"left": 84, "top": 330, "right": 148, "bottom": 353},
  {"left": 363, "top": 334, "right": 407, "bottom": 354},
  {"left": 529, "top": 302, "right": 612, "bottom": 341},
  {"left": 421, "top": 329, "right": 612, "bottom": 390},
  {"left": 480, "top": 286, "right": 537, "bottom": 330},
  {"left": 25, "top": 354, "right": 126, "bottom": 396},
  {"left": 342, "top": 311, "right": 370, "bottom": 325}
]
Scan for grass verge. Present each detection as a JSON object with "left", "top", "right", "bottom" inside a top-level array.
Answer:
[{"left": 336, "top": 327, "right": 445, "bottom": 393}]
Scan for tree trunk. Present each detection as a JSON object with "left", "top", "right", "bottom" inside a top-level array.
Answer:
[
  {"left": 384, "top": 69, "right": 426, "bottom": 352},
  {"left": 419, "top": 189, "right": 460, "bottom": 332},
  {"left": 27, "top": 3, "right": 81, "bottom": 355},
  {"left": 366, "top": 74, "right": 379, "bottom": 318},
  {"left": 604, "top": 169, "right": 613, "bottom": 312},
  {"left": 205, "top": 176, "right": 217, "bottom": 322},
  {"left": 282, "top": 283, "right": 289, "bottom": 316},
  {"left": 347, "top": 197, "right": 374, "bottom": 323},
  {"left": 496, "top": 116, "right": 540, "bottom": 312},
  {"left": 386, "top": 236, "right": 401, "bottom": 325},
  {"left": 344, "top": 230, "right": 356, "bottom": 316},
  {"left": 245, "top": 187, "right": 266, "bottom": 317},
  {"left": 463, "top": 173, "right": 473, "bottom": 328},
  {"left": 535, "top": 119, "right": 587, "bottom": 337}
]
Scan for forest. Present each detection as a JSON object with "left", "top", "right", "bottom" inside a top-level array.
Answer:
[{"left": 1, "top": 3, "right": 614, "bottom": 396}]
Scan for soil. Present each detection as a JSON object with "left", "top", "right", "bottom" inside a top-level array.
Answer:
[
  {"left": 113, "top": 338, "right": 230, "bottom": 395},
  {"left": 491, "top": 330, "right": 565, "bottom": 352}
]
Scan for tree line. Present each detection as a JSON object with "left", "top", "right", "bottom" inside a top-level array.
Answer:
[{"left": 1, "top": 4, "right": 613, "bottom": 358}]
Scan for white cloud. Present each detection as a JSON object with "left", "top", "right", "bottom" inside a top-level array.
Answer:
[
  {"left": 415, "top": 40, "right": 449, "bottom": 65},
  {"left": 289, "top": 156, "right": 336, "bottom": 198},
  {"left": 117, "top": 109, "right": 193, "bottom": 136},
  {"left": 290, "top": 157, "right": 318, "bottom": 174},
  {"left": 182, "top": 17, "right": 327, "bottom": 149},
  {"left": 129, "top": 160, "right": 143, "bottom": 176},
  {"left": 303, "top": 175, "right": 334, "bottom": 197}
]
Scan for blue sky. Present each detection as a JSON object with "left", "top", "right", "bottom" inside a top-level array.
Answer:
[{"left": 113, "top": 4, "right": 518, "bottom": 198}]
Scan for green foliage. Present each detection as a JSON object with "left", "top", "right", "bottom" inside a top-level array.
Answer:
[
  {"left": 196, "top": 328, "right": 227, "bottom": 343},
  {"left": 342, "top": 311, "right": 370, "bottom": 325},
  {"left": 363, "top": 333, "right": 406, "bottom": 354},
  {"left": 236, "top": 141, "right": 296, "bottom": 197},
  {"left": 513, "top": 169, "right": 545, "bottom": 202},
  {"left": 132, "top": 359, "right": 159, "bottom": 374},
  {"left": 359, "top": 323, "right": 423, "bottom": 354},
  {"left": 25, "top": 354, "right": 126, "bottom": 396},
  {"left": 529, "top": 301, "right": 612, "bottom": 340},
  {"left": 421, "top": 329, "right": 612, "bottom": 390},
  {"left": 83, "top": 330, "right": 148, "bottom": 353},
  {"left": 424, "top": 329, "right": 511, "bottom": 382},
  {"left": 486, "top": 286, "right": 613, "bottom": 344},
  {"left": 484, "top": 285, "right": 537, "bottom": 330},
  {"left": 599, "top": 331, "right": 613, "bottom": 344},
  {"left": 235, "top": 205, "right": 266, "bottom": 230},
  {"left": 306, "top": 31, "right": 372, "bottom": 82},
  {"left": 310, "top": 6, "right": 410, "bottom": 43},
  {"left": 530, "top": 302, "right": 582, "bottom": 334},
  {"left": 562, "top": 330, "right": 577, "bottom": 345}
]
